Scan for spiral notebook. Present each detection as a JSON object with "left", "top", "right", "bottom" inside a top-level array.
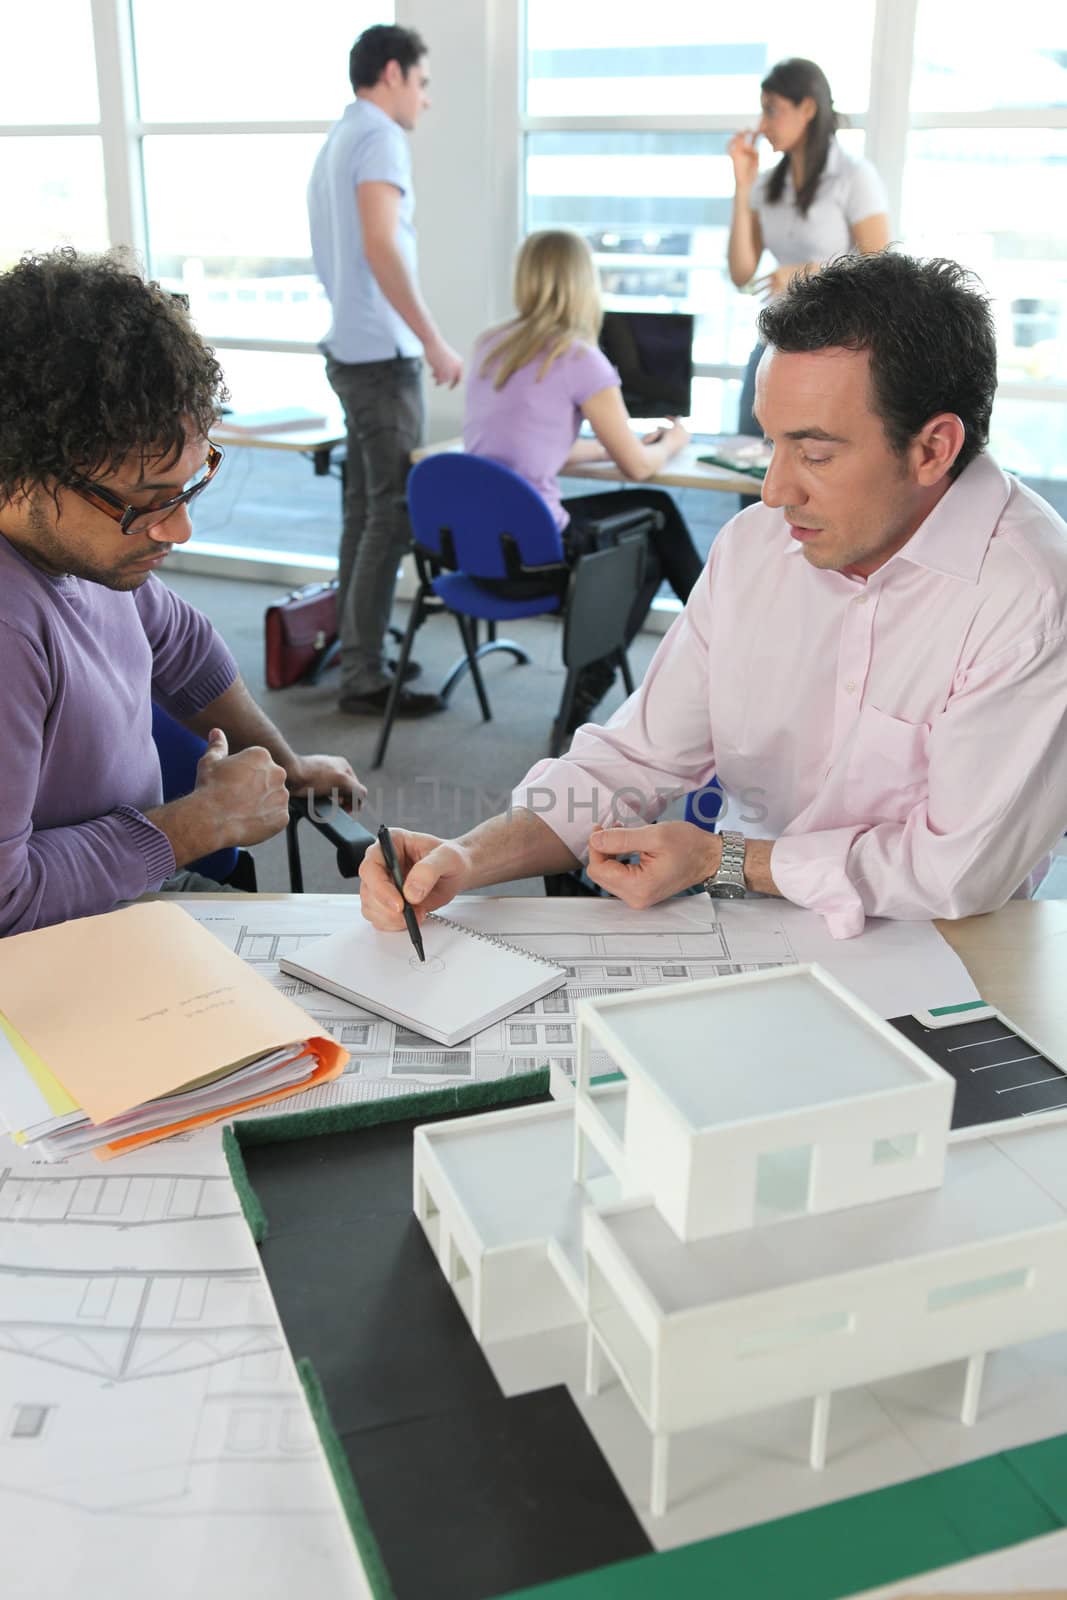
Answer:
[{"left": 278, "top": 913, "right": 567, "bottom": 1047}]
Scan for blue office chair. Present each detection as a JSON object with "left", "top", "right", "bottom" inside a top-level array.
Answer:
[
  {"left": 151, "top": 704, "right": 375, "bottom": 890},
  {"left": 372, "top": 453, "right": 660, "bottom": 768},
  {"left": 684, "top": 777, "right": 724, "bottom": 833}
]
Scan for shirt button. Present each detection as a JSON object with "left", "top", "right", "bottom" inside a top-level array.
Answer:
[
  {"left": 855, "top": 593, "right": 869, "bottom": 605},
  {"left": 844, "top": 679, "right": 857, "bottom": 694}
]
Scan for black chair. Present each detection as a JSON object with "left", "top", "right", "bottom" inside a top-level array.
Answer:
[
  {"left": 372, "top": 452, "right": 661, "bottom": 768},
  {"left": 285, "top": 792, "right": 375, "bottom": 892},
  {"left": 152, "top": 705, "right": 374, "bottom": 890}
]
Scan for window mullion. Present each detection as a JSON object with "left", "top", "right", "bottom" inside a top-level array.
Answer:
[
  {"left": 91, "top": 0, "right": 146, "bottom": 259},
  {"left": 864, "top": 0, "right": 918, "bottom": 234}
]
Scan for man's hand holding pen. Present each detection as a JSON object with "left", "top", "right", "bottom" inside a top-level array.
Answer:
[{"left": 364, "top": 827, "right": 475, "bottom": 939}]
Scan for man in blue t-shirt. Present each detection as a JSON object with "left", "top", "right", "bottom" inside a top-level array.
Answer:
[{"left": 308, "top": 24, "right": 463, "bottom": 718}]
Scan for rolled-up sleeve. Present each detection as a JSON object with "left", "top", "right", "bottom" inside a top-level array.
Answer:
[{"left": 773, "top": 627, "right": 1067, "bottom": 936}]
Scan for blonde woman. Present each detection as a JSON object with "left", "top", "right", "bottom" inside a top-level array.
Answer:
[{"left": 464, "top": 229, "right": 703, "bottom": 728}]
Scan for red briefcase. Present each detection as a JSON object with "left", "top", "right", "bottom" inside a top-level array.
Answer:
[{"left": 264, "top": 580, "right": 339, "bottom": 689}]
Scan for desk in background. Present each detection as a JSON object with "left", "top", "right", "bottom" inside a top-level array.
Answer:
[
  {"left": 411, "top": 435, "right": 759, "bottom": 496},
  {"left": 211, "top": 416, "right": 346, "bottom": 480}
]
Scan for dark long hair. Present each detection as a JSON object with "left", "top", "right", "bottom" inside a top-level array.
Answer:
[{"left": 762, "top": 58, "right": 839, "bottom": 217}]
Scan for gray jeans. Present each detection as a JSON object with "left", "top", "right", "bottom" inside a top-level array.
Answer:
[{"left": 325, "top": 353, "right": 425, "bottom": 696}]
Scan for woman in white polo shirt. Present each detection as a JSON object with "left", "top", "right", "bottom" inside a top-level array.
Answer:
[{"left": 727, "top": 57, "right": 890, "bottom": 443}]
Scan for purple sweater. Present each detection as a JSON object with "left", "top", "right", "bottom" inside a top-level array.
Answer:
[{"left": 0, "top": 535, "right": 237, "bottom": 935}]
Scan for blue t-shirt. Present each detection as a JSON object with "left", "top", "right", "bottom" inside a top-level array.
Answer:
[{"left": 308, "top": 98, "right": 421, "bottom": 363}]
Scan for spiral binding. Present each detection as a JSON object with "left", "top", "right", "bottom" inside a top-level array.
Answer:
[{"left": 427, "top": 913, "right": 562, "bottom": 969}]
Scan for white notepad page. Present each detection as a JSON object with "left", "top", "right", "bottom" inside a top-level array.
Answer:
[{"left": 279, "top": 913, "right": 567, "bottom": 1047}]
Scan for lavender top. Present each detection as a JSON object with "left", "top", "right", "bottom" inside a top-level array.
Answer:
[
  {"left": 0, "top": 534, "right": 238, "bottom": 935},
  {"left": 463, "top": 333, "right": 619, "bottom": 528}
]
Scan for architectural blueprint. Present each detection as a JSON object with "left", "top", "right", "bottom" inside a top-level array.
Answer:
[
  {"left": 181, "top": 893, "right": 978, "bottom": 1109},
  {"left": 0, "top": 894, "right": 979, "bottom": 1597},
  {"left": 0, "top": 1129, "right": 365, "bottom": 1599}
]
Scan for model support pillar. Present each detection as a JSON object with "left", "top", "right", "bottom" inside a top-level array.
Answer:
[
  {"left": 809, "top": 1391, "right": 832, "bottom": 1469},
  {"left": 650, "top": 1432, "right": 670, "bottom": 1517},
  {"left": 584, "top": 1326, "right": 604, "bottom": 1395},
  {"left": 961, "top": 1352, "right": 987, "bottom": 1426}
]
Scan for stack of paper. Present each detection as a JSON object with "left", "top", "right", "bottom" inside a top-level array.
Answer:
[{"left": 0, "top": 902, "right": 346, "bottom": 1160}]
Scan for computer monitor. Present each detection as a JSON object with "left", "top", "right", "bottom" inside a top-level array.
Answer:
[{"left": 598, "top": 310, "right": 694, "bottom": 418}]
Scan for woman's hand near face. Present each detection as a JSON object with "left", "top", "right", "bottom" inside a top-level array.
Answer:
[{"left": 727, "top": 130, "right": 760, "bottom": 192}]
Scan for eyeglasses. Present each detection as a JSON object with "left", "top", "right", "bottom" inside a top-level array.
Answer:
[{"left": 67, "top": 443, "right": 225, "bottom": 536}]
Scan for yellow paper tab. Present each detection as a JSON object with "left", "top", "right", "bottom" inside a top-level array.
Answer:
[
  {"left": 0, "top": 902, "right": 329, "bottom": 1126},
  {"left": 0, "top": 1010, "right": 78, "bottom": 1116}
]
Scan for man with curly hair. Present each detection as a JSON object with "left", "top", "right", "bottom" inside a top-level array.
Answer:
[{"left": 0, "top": 249, "right": 366, "bottom": 936}]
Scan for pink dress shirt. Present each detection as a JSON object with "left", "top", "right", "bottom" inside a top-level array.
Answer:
[{"left": 514, "top": 454, "right": 1067, "bottom": 937}]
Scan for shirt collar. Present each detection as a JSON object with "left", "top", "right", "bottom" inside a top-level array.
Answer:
[
  {"left": 893, "top": 452, "right": 1010, "bottom": 583},
  {"left": 348, "top": 96, "right": 397, "bottom": 132},
  {"left": 780, "top": 452, "right": 1010, "bottom": 586}
]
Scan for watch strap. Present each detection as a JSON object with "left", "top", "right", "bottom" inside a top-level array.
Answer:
[{"left": 703, "top": 830, "right": 747, "bottom": 893}]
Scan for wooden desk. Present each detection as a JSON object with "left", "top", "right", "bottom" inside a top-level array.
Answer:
[
  {"left": 411, "top": 437, "right": 757, "bottom": 495},
  {"left": 936, "top": 898, "right": 1067, "bottom": 1060},
  {"left": 212, "top": 418, "right": 346, "bottom": 478}
]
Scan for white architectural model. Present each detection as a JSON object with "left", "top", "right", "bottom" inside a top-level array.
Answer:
[{"left": 413, "top": 965, "right": 1067, "bottom": 1515}]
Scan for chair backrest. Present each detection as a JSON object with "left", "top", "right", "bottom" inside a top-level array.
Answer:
[
  {"left": 684, "top": 778, "right": 724, "bottom": 832},
  {"left": 407, "top": 453, "right": 564, "bottom": 580},
  {"left": 562, "top": 536, "right": 646, "bottom": 670},
  {"left": 151, "top": 704, "right": 239, "bottom": 883}
]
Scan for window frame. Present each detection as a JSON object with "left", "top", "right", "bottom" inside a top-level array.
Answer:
[
  {"left": 519, "top": 0, "right": 1067, "bottom": 407},
  {"left": 0, "top": 0, "right": 1063, "bottom": 580}
]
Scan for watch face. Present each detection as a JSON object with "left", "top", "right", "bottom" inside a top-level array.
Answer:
[{"left": 706, "top": 882, "right": 746, "bottom": 900}]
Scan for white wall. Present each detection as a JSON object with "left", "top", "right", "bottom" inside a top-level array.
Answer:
[{"left": 401, "top": 0, "right": 521, "bottom": 441}]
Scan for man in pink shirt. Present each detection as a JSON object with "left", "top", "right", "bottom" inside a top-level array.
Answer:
[{"left": 361, "top": 253, "right": 1067, "bottom": 938}]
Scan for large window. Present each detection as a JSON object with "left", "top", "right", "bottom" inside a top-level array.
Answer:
[
  {"left": 132, "top": 0, "right": 388, "bottom": 343},
  {"left": 905, "top": 2, "right": 1067, "bottom": 485},
  {"left": 523, "top": 0, "right": 1067, "bottom": 480},
  {"left": 1, "top": 2, "right": 1064, "bottom": 568},
  {"left": 524, "top": 1, "right": 880, "bottom": 432},
  {"left": 0, "top": 3, "right": 107, "bottom": 270}
]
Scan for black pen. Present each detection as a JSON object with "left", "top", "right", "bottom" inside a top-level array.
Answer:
[{"left": 377, "top": 824, "right": 425, "bottom": 962}]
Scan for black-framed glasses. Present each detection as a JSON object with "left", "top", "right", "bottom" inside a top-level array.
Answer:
[{"left": 68, "top": 443, "right": 225, "bottom": 536}]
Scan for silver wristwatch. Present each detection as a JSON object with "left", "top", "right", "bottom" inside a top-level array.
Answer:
[{"left": 703, "top": 830, "right": 747, "bottom": 900}]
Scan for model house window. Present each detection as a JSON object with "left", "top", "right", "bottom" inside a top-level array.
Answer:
[
  {"left": 927, "top": 1266, "right": 1032, "bottom": 1313},
  {"left": 872, "top": 1132, "right": 920, "bottom": 1164},
  {"left": 754, "top": 1143, "right": 813, "bottom": 1220},
  {"left": 737, "top": 1309, "right": 853, "bottom": 1358}
]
